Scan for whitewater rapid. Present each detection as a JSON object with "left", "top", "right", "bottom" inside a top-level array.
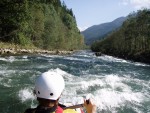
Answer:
[{"left": 0, "top": 50, "right": 149, "bottom": 113}]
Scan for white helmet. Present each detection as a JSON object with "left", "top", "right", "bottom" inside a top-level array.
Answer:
[{"left": 35, "top": 70, "right": 65, "bottom": 100}]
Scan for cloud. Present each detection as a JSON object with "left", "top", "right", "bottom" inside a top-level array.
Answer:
[
  {"left": 131, "top": 0, "right": 150, "bottom": 9},
  {"left": 120, "top": 0, "right": 150, "bottom": 9}
]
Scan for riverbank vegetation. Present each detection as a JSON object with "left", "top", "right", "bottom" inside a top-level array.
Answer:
[
  {"left": 91, "top": 9, "right": 150, "bottom": 63},
  {"left": 0, "top": 0, "right": 85, "bottom": 51}
]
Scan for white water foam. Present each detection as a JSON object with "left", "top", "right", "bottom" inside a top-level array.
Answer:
[
  {"left": 22, "top": 55, "right": 28, "bottom": 59},
  {"left": 98, "top": 55, "right": 150, "bottom": 67},
  {"left": 0, "top": 57, "right": 8, "bottom": 61},
  {"left": 0, "top": 70, "right": 16, "bottom": 77},
  {"left": 134, "top": 62, "right": 150, "bottom": 66},
  {"left": 64, "top": 57, "right": 92, "bottom": 63},
  {"left": 1, "top": 78, "right": 12, "bottom": 87},
  {"left": 16, "top": 68, "right": 149, "bottom": 113},
  {"left": 0, "top": 56, "right": 16, "bottom": 62},
  {"left": 40, "top": 54, "right": 64, "bottom": 58},
  {"left": 95, "top": 89, "right": 143, "bottom": 111},
  {"left": 58, "top": 64, "right": 67, "bottom": 68},
  {"left": 0, "top": 56, "right": 29, "bottom": 62},
  {"left": 47, "top": 68, "right": 76, "bottom": 81},
  {"left": 73, "top": 52, "right": 95, "bottom": 58},
  {"left": 98, "top": 55, "right": 128, "bottom": 63},
  {"left": 93, "top": 75, "right": 146, "bottom": 112},
  {"left": 62, "top": 73, "right": 147, "bottom": 112},
  {"left": 18, "top": 88, "right": 36, "bottom": 102},
  {"left": 8, "top": 56, "right": 15, "bottom": 62}
]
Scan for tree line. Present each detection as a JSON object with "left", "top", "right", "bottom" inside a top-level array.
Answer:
[
  {"left": 0, "top": 0, "right": 85, "bottom": 50},
  {"left": 91, "top": 9, "right": 150, "bottom": 63}
]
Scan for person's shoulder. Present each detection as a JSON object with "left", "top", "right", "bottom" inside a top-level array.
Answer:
[
  {"left": 56, "top": 106, "right": 63, "bottom": 113},
  {"left": 24, "top": 108, "right": 36, "bottom": 113}
]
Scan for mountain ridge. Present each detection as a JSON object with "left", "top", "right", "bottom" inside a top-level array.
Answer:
[{"left": 82, "top": 17, "right": 127, "bottom": 45}]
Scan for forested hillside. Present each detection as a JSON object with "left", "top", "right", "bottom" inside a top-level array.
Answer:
[
  {"left": 0, "top": 0, "right": 84, "bottom": 50},
  {"left": 91, "top": 9, "right": 150, "bottom": 63}
]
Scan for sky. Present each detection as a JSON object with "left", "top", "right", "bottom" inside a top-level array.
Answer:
[{"left": 60, "top": 0, "right": 150, "bottom": 31}]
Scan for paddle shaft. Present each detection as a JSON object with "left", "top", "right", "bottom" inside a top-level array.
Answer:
[
  {"left": 63, "top": 100, "right": 89, "bottom": 110},
  {"left": 63, "top": 104, "right": 83, "bottom": 110}
]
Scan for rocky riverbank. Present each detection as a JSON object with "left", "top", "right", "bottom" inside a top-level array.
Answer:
[{"left": 0, "top": 48, "right": 74, "bottom": 56}]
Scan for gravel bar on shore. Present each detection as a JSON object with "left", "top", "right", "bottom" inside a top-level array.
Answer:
[{"left": 0, "top": 48, "right": 74, "bottom": 56}]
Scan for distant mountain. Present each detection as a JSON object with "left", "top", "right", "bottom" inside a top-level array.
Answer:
[{"left": 82, "top": 17, "right": 127, "bottom": 45}]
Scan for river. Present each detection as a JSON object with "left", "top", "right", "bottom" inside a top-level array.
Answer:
[{"left": 0, "top": 50, "right": 150, "bottom": 113}]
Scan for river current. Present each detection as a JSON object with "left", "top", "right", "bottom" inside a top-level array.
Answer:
[{"left": 0, "top": 50, "right": 150, "bottom": 113}]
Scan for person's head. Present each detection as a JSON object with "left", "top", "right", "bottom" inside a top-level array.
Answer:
[{"left": 35, "top": 70, "right": 65, "bottom": 107}]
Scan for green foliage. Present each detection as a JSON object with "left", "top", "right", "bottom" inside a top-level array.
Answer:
[
  {"left": 91, "top": 9, "right": 150, "bottom": 63},
  {"left": 0, "top": 0, "right": 29, "bottom": 42},
  {"left": 17, "top": 32, "right": 32, "bottom": 46},
  {"left": 0, "top": 0, "right": 85, "bottom": 50}
]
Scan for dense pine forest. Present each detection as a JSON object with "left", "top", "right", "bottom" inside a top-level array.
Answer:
[
  {"left": 91, "top": 9, "right": 150, "bottom": 63},
  {"left": 0, "top": 0, "right": 84, "bottom": 50}
]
